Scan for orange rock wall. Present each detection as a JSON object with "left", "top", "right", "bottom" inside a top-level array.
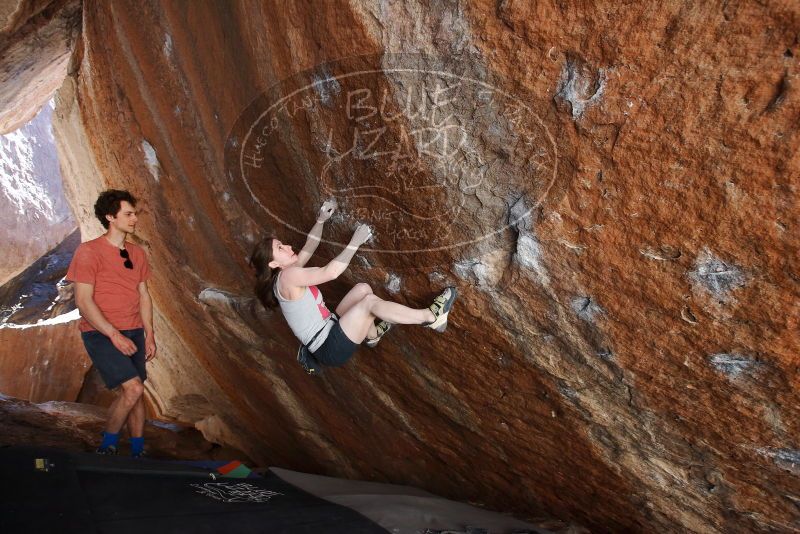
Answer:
[{"left": 0, "top": 321, "right": 88, "bottom": 401}]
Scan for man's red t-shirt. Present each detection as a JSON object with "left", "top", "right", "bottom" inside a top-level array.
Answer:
[{"left": 65, "top": 236, "right": 152, "bottom": 333}]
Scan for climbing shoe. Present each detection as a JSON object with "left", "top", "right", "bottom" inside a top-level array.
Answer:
[
  {"left": 96, "top": 445, "right": 118, "bottom": 455},
  {"left": 366, "top": 320, "right": 393, "bottom": 348},
  {"left": 425, "top": 286, "right": 458, "bottom": 332}
]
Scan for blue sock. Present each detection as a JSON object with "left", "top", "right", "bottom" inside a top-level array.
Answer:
[
  {"left": 100, "top": 432, "right": 119, "bottom": 449},
  {"left": 130, "top": 437, "right": 145, "bottom": 455}
]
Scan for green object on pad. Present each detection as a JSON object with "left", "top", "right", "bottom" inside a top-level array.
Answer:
[{"left": 217, "top": 460, "right": 252, "bottom": 478}]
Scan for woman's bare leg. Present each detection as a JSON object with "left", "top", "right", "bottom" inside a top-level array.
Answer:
[
  {"left": 335, "top": 283, "right": 377, "bottom": 338},
  {"left": 370, "top": 298, "right": 435, "bottom": 324},
  {"left": 338, "top": 294, "right": 435, "bottom": 344}
]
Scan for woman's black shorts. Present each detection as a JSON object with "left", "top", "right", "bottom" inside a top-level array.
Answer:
[
  {"left": 81, "top": 328, "right": 147, "bottom": 389},
  {"left": 311, "top": 321, "right": 358, "bottom": 367}
]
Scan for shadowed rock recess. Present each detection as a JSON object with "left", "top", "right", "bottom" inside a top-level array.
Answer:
[{"left": 2, "top": 1, "right": 799, "bottom": 532}]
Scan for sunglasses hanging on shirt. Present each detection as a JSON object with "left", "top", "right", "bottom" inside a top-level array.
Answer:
[{"left": 119, "top": 247, "right": 134, "bottom": 269}]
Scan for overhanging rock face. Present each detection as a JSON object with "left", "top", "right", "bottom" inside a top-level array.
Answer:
[
  {"left": 0, "top": 0, "right": 81, "bottom": 133},
  {"left": 17, "top": 1, "right": 800, "bottom": 531}
]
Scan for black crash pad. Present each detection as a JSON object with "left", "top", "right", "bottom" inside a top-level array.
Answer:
[{"left": 0, "top": 446, "right": 387, "bottom": 534}]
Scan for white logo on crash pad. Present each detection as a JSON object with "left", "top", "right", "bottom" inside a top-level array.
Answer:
[{"left": 191, "top": 482, "right": 282, "bottom": 503}]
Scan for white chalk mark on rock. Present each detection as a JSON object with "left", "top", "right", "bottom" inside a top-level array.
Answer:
[
  {"left": 756, "top": 447, "right": 800, "bottom": 475},
  {"left": 385, "top": 273, "right": 401, "bottom": 294},
  {"left": 571, "top": 296, "right": 604, "bottom": 322},
  {"left": 709, "top": 352, "right": 760, "bottom": 379},
  {"left": 555, "top": 57, "right": 607, "bottom": 120},
  {"left": 640, "top": 245, "right": 681, "bottom": 261},
  {"left": 142, "top": 139, "right": 160, "bottom": 182},
  {"left": 689, "top": 248, "right": 747, "bottom": 299}
]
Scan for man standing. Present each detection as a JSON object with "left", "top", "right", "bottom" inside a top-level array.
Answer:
[{"left": 66, "top": 190, "right": 156, "bottom": 457}]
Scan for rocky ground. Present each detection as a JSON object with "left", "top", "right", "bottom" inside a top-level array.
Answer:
[{"left": 0, "top": 393, "right": 249, "bottom": 461}]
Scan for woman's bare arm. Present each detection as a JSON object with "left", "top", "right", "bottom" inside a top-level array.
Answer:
[
  {"left": 296, "top": 200, "right": 337, "bottom": 268},
  {"left": 281, "top": 224, "right": 371, "bottom": 288}
]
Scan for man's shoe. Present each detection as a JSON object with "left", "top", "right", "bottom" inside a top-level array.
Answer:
[
  {"left": 96, "top": 445, "right": 118, "bottom": 455},
  {"left": 132, "top": 450, "right": 148, "bottom": 459},
  {"left": 425, "top": 287, "right": 458, "bottom": 332},
  {"left": 366, "top": 320, "right": 392, "bottom": 348}
]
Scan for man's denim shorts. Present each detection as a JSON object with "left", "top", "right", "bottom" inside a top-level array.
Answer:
[{"left": 80, "top": 328, "right": 147, "bottom": 389}]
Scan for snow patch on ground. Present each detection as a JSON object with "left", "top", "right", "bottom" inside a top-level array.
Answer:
[
  {"left": 0, "top": 308, "right": 80, "bottom": 329},
  {"left": 0, "top": 107, "right": 59, "bottom": 218}
]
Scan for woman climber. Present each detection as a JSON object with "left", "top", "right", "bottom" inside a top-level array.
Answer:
[{"left": 249, "top": 200, "right": 457, "bottom": 369}]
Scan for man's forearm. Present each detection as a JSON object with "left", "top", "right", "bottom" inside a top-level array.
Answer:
[
  {"left": 140, "top": 293, "right": 154, "bottom": 337},
  {"left": 77, "top": 298, "right": 119, "bottom": 338}
]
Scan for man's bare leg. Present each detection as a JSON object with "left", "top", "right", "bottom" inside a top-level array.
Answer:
[
  {"left": 105, "top": 377, "right": 144, "bottom": 434},
  {"left": 126, "top": 396, "right": 145, "bottom": 438}
]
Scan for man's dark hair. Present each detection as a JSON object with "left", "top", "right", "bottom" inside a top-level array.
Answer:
[{"left": 94, "top": 189, "right": 137, "bottom": 229}]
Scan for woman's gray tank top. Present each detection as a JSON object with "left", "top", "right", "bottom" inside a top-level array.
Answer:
[{"left": 274, "top": 272, "right": 334, "bottom": 352}]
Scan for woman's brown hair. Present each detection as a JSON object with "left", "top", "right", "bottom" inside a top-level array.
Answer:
[{"left": 250, "top": 235, "right": 280, "bottom": 309}]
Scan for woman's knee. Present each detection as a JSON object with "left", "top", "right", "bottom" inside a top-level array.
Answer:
[
  {"left": 359, "top": 293, "right": 381, "bottom": 311},
  {"left": 355, "top": 282, "right": 373, "bottom": 298}
]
